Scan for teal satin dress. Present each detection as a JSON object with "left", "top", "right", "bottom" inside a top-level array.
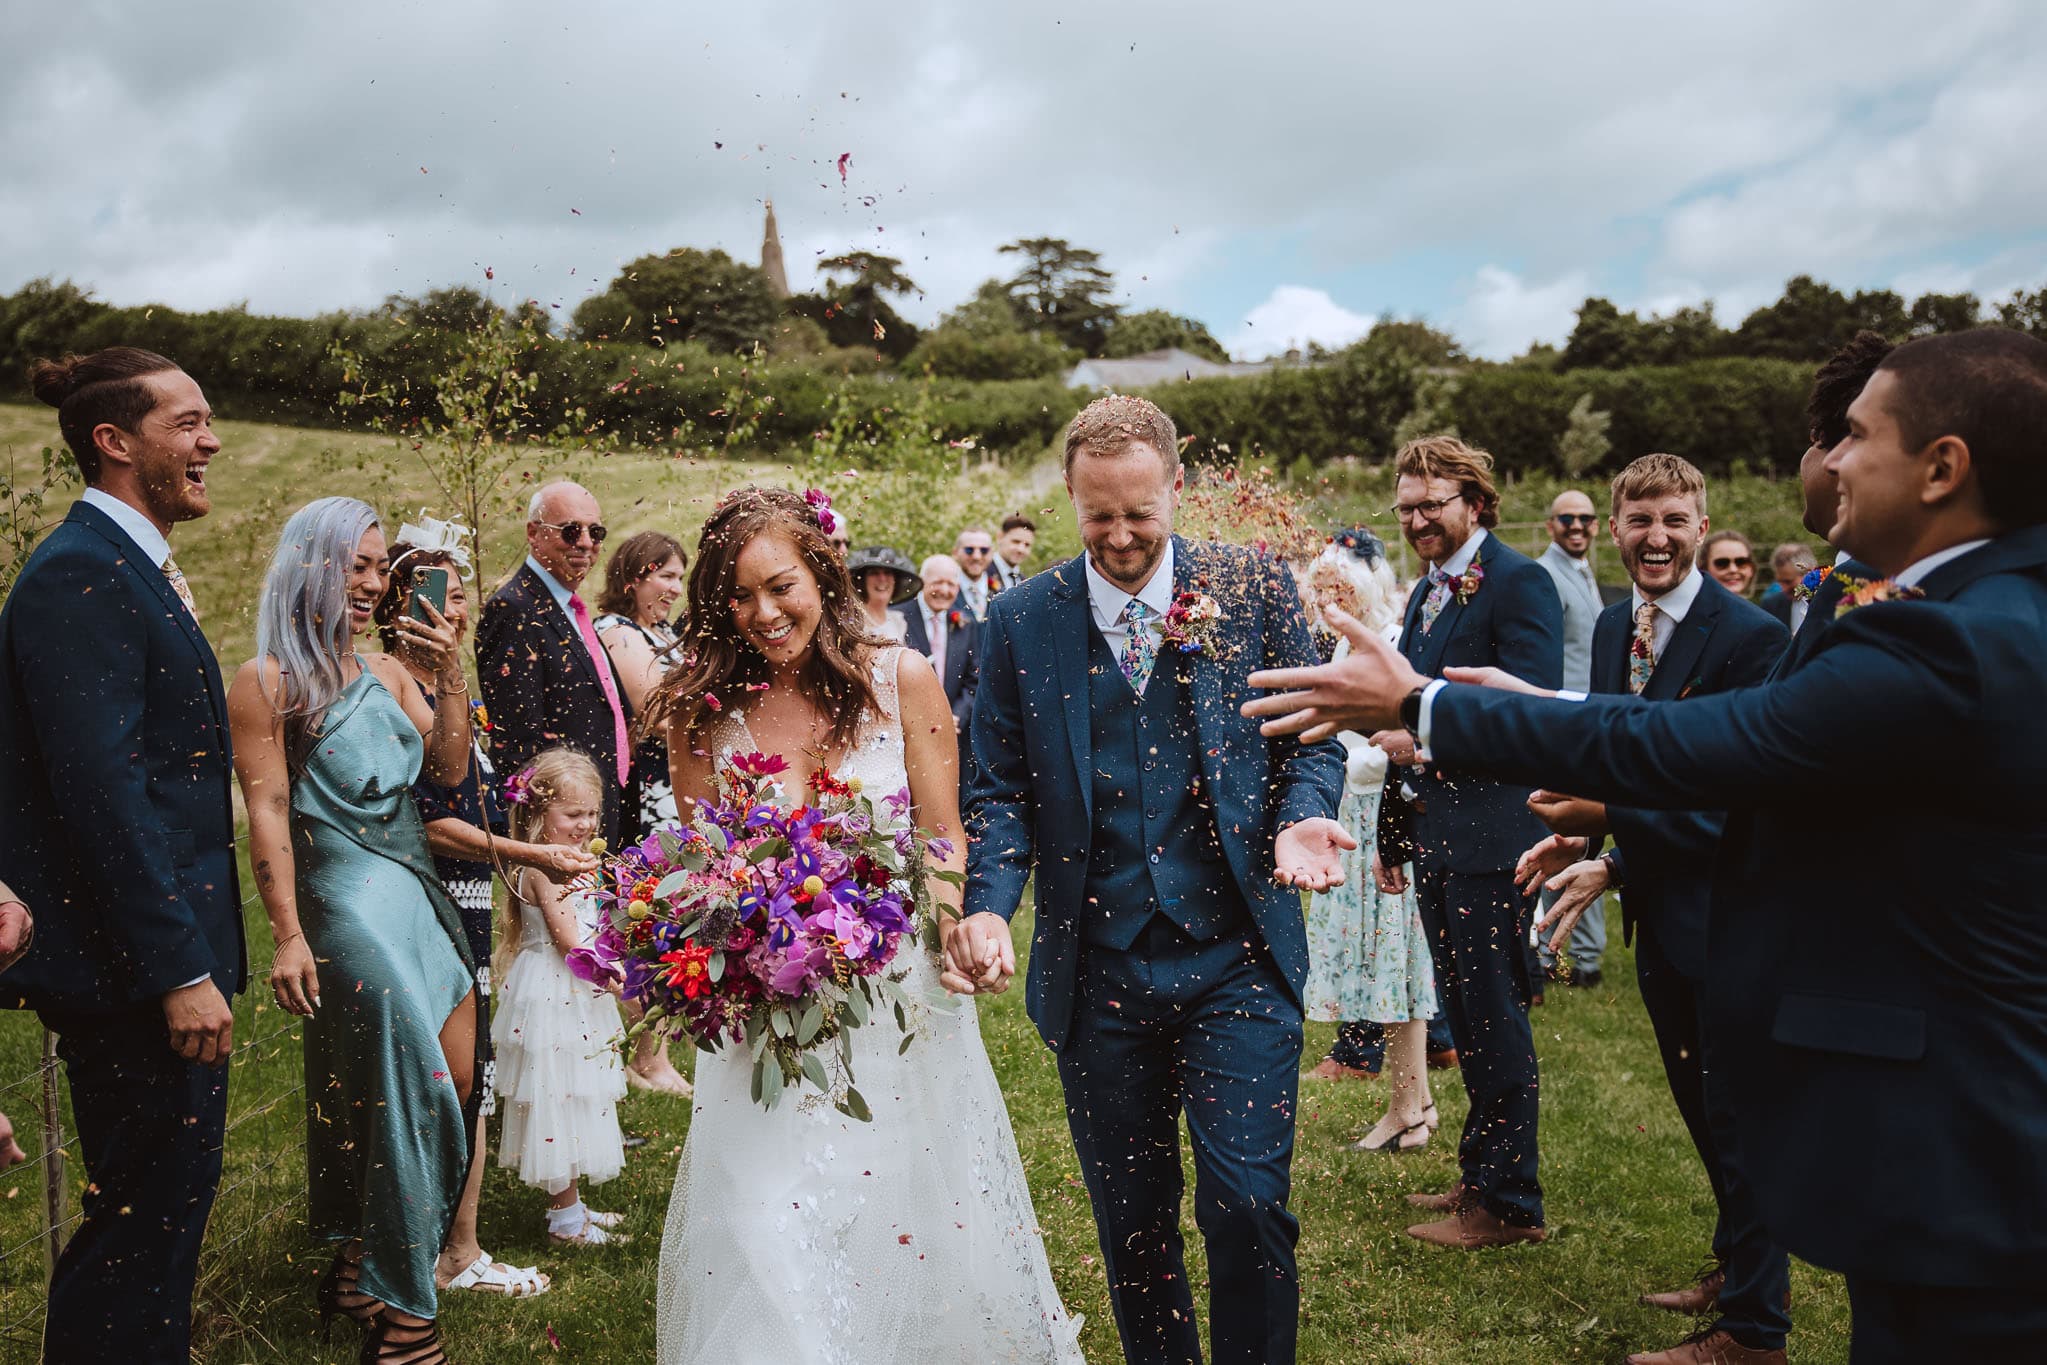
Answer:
[{"left": 292, "top": 667, "right": 476, "bottom": 1319}]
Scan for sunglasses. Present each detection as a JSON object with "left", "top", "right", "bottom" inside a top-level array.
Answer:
[
  {"left": 957, "top": 546, "right": 991, "bottom": 557},
  {"left": 1711, "top": 556, "right": 1753, "bottom": 571},
  {"left": 1552, "top": 513, "right": 1596, "bottom": 528},
  {"left": 536, "top": 520, "right": 607, "bottom": 545}
]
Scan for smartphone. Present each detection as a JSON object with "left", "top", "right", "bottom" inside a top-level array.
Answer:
[{"left": 408, "top": 566, "right": 450, "bottom": 623}]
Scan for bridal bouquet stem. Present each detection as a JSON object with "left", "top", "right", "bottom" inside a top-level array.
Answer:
[{"left": 565, "top": 751, "right": 959, "bottom": 1120}]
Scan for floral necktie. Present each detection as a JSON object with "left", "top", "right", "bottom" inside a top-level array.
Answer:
[
  {"left": 1629, "top": 601, "right": 1658, "bottom": 695},
  {"left": 1119, "top": 598, "right": 1156, "bottom": 696},
  {"left": 1418, "top": 568, "right": 1452, "bottom": 634},
  {"left": 161, "top": 555, "right": 198, "bottom": 621}
]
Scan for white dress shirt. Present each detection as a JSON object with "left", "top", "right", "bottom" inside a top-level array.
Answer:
[
  {"left": 1084, "top": 539, "right": 1176, "bottom": 660},
  {"left": 81, "top": 487, "right": 172, "bottom": 570},
  {"left": 1630, "top": 564, "right": 1705, "bottom": 661},
  {"left": 1431, "top": 526, "right": 1489, "bottom": 584},
  {"left": 1790, "top": 549, "right": 1852, "bottom": 635},
  {"left": 920, "top": 601, "right": 951, "bottom": 677},
  {"left": 1895, "top": 538, "right": 1992, "bottom": 589}
]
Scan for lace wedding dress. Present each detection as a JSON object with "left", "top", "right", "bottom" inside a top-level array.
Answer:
[{"left": 656, "top": 647, "right": 1085, "bottom": 1364}]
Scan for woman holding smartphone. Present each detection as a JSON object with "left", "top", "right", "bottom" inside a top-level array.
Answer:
[{"left": 374, "top": 521, "right": 598, "bottom": 1301}]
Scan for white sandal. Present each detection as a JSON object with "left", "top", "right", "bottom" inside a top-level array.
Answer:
[
  {"left": 583, "top": 1209, "right": 624, "bottom": 1230},
  {"left": 550, "top": 1216, "right": 627, "bottom": 1247},
  {"left": 444, "top": 1251, "right": 551, "bottom": 1297}
]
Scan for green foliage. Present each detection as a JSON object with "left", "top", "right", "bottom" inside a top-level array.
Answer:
[
  {"left": 379, "top": 285, "right": 504, "bottom": 334},
  {"left": 1348, "top": 316, "right": 1467, "bottom": 368},
  {"left": 1103, "top": 309, "right": 1230, "bottom": 364},
  {"left": 1730, "top": 275, "right": 1910, "bottom": 361},
  {"left": 784, "top": 290, "right": 919, "bottom": 361},
  {"left": 901, "top": 325, "right": 1075, "bottom": 381},
  {"left": 0, "top": 439, "right": 80, "bottom": 592},
  {"left": 1908, "top": 291, "right": 1979, "bottom": 337},
  {"left": 572, "top": 248, "right": 779, "bottom": 353},
  {"left": 1561, "top": 298, "right": 1725, "bottom": 370},
  {"left": 1997, "top": 286, "right": 2047, "bottom": 338},
  {"left": 1166, "top": 333, "right": 1426, "bottom": 465},
  {"left": 1555, "top": 392, "right": 1613, "bottom": 477},
  {"left": 999, "top": 237, "right": 1120, "bottom": 356}
]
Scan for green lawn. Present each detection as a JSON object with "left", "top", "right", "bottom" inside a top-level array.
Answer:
[{"left": 0, "top": 404, "right": 1848, "bottom": 1361}]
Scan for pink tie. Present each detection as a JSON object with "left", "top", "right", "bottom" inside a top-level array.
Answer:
[{"left": 569, "top": 592, "right": 631, "bottom": 785}]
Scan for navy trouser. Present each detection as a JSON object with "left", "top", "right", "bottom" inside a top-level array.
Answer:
[
  {"left": 1413, "top": 863, "right": 1543, "bottom": 1227},
  {"left": 1636, "top": 924, "right": 1791, "bottom": 1350},
  {"left": 1325, "top": 1015, "right": 1455, "bottom": 1071},
  {"left": 39, "top": 1005, "right": 229, "bottom": 1365},
  {"left": 1845, "top": 1276, "right": 2047, "bottom": 1362},
  {"left": 1058, "top": 917, "right": 1302, "bottom": 1365}
]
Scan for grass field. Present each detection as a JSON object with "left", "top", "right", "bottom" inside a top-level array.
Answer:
[{"left": 0, "top": 403, "right": 1849, "bottom": 1362}]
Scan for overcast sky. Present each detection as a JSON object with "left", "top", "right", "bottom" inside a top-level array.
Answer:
[{"left": 3, "top": 1, "right": 2042, "bottom": 360}]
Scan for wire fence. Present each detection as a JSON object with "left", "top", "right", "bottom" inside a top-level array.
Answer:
[{"left": 0, "top": 836, "right": 311, "bottom": 1361}]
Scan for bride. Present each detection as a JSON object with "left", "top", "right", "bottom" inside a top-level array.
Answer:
[{"left": 645, "top": 488, "right": 1084, "bottom": 1364}]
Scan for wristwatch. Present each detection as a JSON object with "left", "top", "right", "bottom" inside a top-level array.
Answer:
[
  {"left": 1398, "top": 686, "right": 1426, "bottom": 733},
  {"left": 1598, "top": 849, "right": 1624, "bottom": 889}
]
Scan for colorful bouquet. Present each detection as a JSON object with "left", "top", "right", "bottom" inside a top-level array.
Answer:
[{"left": 565, "top": 751, "right": 958, "bottom": 1121}]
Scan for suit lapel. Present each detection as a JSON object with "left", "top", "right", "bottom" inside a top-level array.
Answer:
[
  {"left": 1048, "top": 558, "right": 1094, "bottom": 821},
  {"left": 1594, "top": 606, "right": 1629, "bottom": 695},
  {"left": 1173, "top": 540, "right": 1227, "bottom": 792},
  {"left": 1645, "top": 580, "right": 1719, "bottom": 701},
  {"left": 520, "top": 565, "right": 598, "bottom": 689},
  {"left": 1414, "top": 538, "right": 1483, "bottom": 676},
  {"left": 1915, "top": 528, "right": 2047, "bottom": 602},
  {"left": 68, "top": 503, "right": 228, "bottom": 731},
  {"left": 901, "top": 607, "right": 930, "bottom": 656}
]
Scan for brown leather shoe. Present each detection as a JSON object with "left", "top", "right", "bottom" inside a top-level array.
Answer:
[
  {"left": 1426, "top": 1047, "right": 1460, "bottom": 1069},
  {"left": 1305, "top": 1057, "right": 1377, "bottom": 1082},
  {"left": 1623, "top": 1328, "right": 1785, "bottom": 1364},
  {"left": 1640, "top": 1267, "right": 1724, "bottom": 1314},
  {"left": 1404, "top": 1185, "right": 1470, "bottom": 1212},
  {"left": 1405, "top": 1204, "right": 1547, "bottom": 1249}
]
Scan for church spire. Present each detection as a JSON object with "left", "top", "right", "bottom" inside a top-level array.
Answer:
[{"left": 760, "top": 199, "right": 791, "bottom": 299}]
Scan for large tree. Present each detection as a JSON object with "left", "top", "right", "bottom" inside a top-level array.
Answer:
[
  {"left": 802, "top": 251, "right": 921, "bottom": 358},
  {"left": 572, "top": 248, "right": 778, "bottom": 353},
  {"left": 1103, "top": 309, "right": 1230, "bottom": 364},
  {"left": 998, "top": 237, "right": 1120, "bottom": 356}
]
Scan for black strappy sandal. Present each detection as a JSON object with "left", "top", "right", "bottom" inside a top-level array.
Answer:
[
  {"left": 359, "top": 1313, "right": 450, "bottom": 1364},
  {"left": 317, "top": 1249, "right": 382, "bottom": 1339}
]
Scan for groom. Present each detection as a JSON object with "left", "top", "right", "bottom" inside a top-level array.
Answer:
[{"left": 959, "top": 395, "right": 1348, "bottom": 1365}]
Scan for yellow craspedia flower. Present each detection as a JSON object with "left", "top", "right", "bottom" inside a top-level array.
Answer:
[
  {"left": 588, "top": 837, "right": 608, "bottom": 856},
  {"left": 802, "top": 875, "right": 826, "bottom": 898}
]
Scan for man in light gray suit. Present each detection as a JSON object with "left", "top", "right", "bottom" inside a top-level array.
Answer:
[{"left": 1534, "top": 490, "right": 1607, "bottom": 985}]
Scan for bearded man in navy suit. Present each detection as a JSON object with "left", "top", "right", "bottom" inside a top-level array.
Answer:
[
  {"left": 1369, "top": 435, "right": 1563, "bottom": 1250},
  {"left": 1246, "top": 327, "right": 2047, "bottom": 1362},
  {"left": 0, "top": 348, "right": 243, "bottom": 1364},
  {"left": 960, "top": 395, "right": 1349, "bottom": 1364}
]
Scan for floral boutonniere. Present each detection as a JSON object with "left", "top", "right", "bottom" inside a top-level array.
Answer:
[
  {"left": 1159, "top": 591, "right": 1225, "bottom": 656},
  {"left": 1456, "top": 562, "right": 1485, "bottom": 605},
  {"left": 946, "top": 607, "right": 967, "bottom": 632},
  {"left": 1834, "top": 573, "right": 1924, "bottom": 617},
  {"left": 470, "top": 699, "right": 493, "bottom": 750},
  {"left": 1792, "top": 563, "right": 1834, "bottom": 601}
]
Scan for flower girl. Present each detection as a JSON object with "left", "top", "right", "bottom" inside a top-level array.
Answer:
[{"left": 492, "top": 748, "right": 629, "bottom": 1246}]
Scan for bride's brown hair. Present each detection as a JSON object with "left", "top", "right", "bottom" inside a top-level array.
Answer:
[{"left": 642, "top": 487, "right": 886, "bottom": 754}]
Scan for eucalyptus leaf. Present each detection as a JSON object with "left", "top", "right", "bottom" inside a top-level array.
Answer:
[
  {"left": 893, "top": 1000, "right": 907, "bottom": 1032},
  {"left": 770, "top": 1008, "right": 792, "bottom": 1038},
  {"left": 655, "top": 869, "right": 691, "bottom": 898},
  {"left": 898, "top": 1031, "right": 916, "bottom": 1055},
  {"left": 707, "top": 951, "right": 725, "bottom": 984},
  {"left": 797, "top": 1002, "right": 823, "bottom": 1045},
  {"left": 843, "top": 1087, "right": 872, "bottom": 1122},
  {"left": 749, "top": 1057, "right": 765, "bottom": 1104},
  {"left": 800, "top": 1051, "right": 830, "bottom": 1092}
]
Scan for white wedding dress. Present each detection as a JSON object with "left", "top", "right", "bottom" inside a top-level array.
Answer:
[{"left": 656, "top": 647, "right": 1085, "bottom": 1364}]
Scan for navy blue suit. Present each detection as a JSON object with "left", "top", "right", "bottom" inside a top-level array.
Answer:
[
  {"left": 966, "top": 538, "right": 1342, "bottom": 1364},
  {"left": 1429, "top": 529, "right": 2047, "bottom": 1357},
  {"left": 1766, "top": 558, "right": 1866, "bottom": 682},
  {"left": 1590, "top": 575, "right": 1790, "bottom": 1349},
  {"left": 0, "top": 499, "right": 244, "bottom": 1363},
  {"left": 1377, "top": 531, "right": 1562, "bottom": 1229},
  {"left": 894, "top": 602, "right": 978, "bottom": 736}
]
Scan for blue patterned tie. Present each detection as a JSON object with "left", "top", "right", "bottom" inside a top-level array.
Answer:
[
  {"left": 1119, "top": 598, "right": 1156, "bottom": 696},
  {"left": 1418, "top": 568, "right": 1452, "bottom": 633}
]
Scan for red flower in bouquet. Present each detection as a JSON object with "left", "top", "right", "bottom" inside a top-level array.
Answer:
[{"left": 661, "top": 941, "right": 715, "bottom": 998}]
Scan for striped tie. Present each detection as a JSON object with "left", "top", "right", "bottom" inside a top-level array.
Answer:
[{"left": 161, "top": 555, "right": 198, "bottom": 621}]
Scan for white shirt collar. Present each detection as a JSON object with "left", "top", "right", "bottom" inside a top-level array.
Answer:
[
  {"left": 1633, "top": 565, "right": 1704, "bottom": 622},
  {"left": 1895, "top": 538, "right": 1993, "bottom": 589},
  {"left": 923, "top": 598, "right": 948, "bottom": 630},
  {"left": 1835, "top": 547, "right": 1851, "bottom": 567},
  {"left": 1085, "top": 538, "right": 1177, "bottom": 631},
  {"left": 1432, "top": 526, "right": 1488, "bottom": 580},
  {"left": 81, "top": 487, "right": 171, "bottom": 567},
  {"left": 525, "top": 554, "right": 580, "bottom": 613}
]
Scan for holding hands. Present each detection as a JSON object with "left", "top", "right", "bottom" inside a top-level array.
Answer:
[{"left": 941, "top": 912, "right": 1016, "bottom": 996}]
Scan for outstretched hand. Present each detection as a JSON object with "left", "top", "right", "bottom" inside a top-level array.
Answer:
[
  {"left": 1242, "top": 606, "right": 1424, "bottom": 743},
  {"left": 941, "top": 912, "right": 1016, "bottom": 996},
  {"left": 1274, "top": 817, "right": 1357, "bottom": 891},
  {"left": 1515, "top": 832, "right": 1589, "bottom": 898},
  {"left": 1527, "top": 790, "right": 1609, "bottom": 838},
  {"left": 1535, "top": 857, "right": 1612, "bottom": 955}
]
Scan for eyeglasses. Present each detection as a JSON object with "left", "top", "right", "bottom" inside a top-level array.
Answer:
[
  {"left": 1710, "top": 556, "right": 1753, "bottom": 571},
  {"left": 1552, "top": 513, "right": 1596, "bottom": 528},
  {"left": 1388, "top": 493, "right": 1464, "bottom": 523},
  {"left": 957, "top": 546, "right": 991, "bottom": 557},
  {"left": 536, "top": 520, "right": 607, "bottom": 546}
]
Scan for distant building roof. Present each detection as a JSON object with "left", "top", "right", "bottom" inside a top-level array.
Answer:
[{"left": 1066, "top": 347, "right": 1272, "bottom": 390}]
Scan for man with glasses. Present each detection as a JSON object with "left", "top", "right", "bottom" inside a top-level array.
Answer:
[
  {"left": 954, "top": 525, "right": 997, "bottom": 621},
  {"left": 1534, "top": 490, "right": 1608, "bottom": 985},
  {"left": 477, "top": 480, "right": 631, "bottom": 841},
  {"left": 1367, "top": 435, "right": 1561, "bottom": 1250}
]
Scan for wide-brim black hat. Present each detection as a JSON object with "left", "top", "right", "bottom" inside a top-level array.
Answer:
[{"left": 845, "top": 545, "right": 922, "bottom": 605}]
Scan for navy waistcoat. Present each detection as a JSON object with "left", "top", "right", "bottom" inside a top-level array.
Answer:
[{"left": 1079, "top": 626, "right": 1249, "bottom": 949}]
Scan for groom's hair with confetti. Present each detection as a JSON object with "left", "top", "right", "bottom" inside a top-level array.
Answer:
[
  {"left": 1608, "top": 453, "right": 1707, "bottom": 517},
  {"left": 1063, "top": 394, "right": 1180, "bottom": 477},
  {"left": 1394, "top": 434, "right": 1501, "bottom": 528}
]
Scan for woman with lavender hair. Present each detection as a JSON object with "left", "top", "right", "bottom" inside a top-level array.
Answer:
[{"left": 644, "top": 488, "right": 1081, "bottom": 1364}]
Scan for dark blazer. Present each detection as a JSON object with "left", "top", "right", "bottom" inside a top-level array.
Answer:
[
  {"left": 476, "top": 563, "right": 628, "bottom": 841},
  {"left": 1766, "top": 558, "right": 1866, "bottom": 681},
  {"left": 0, "top": 501, "right": 245, "bottom": 1012},
  {"left": 1761, "top": 589, "right": 1794, "bottom": 626},
  {"left": 965, "top": 538, "right": 1344, "bottom": 1047},
  {"left": 1428, "top": 527, "right": 2047, "bottom": 1286},
  {"left": 1590, "top": 574, "right": 1786, "bottom": 979},
  {"left": 894, "top": 602, "right": 978, "bottom": 734},
  {"left": 1378, "top": 531, "right": 1564, "bottom": 874}
]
